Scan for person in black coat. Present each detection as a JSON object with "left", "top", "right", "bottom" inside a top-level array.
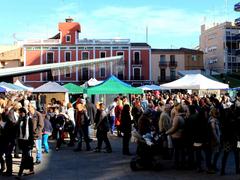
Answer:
[
  {"left": 0, "top": 114, "right": 5, "bottom": 174},
  {"left": 16, "top": 107, "right": 34, "bottom": 179},
  {"left": 85, "top": 97, "right": 97, "bottom": 126},
  {"left": 94, "top": 103, "right": 112, "bottom": 153},
  {"left": 120, "top": 104, "right": 132, "bottom": 155},
  {"left": 54, "top": 108, "right": 66, "bottom": 151},
  {"left": 220, "top": 105, "right": 240, "bottom": 175},
  {"left": 2, "top": 103, "right": 19, "bottom": 177},
  {"left": 74, "top": 103, "right": 91, "bottom": 151}
]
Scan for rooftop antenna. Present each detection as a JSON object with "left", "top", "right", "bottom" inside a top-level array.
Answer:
[
  {"left": 146, "top": 26, "right": 148, "bottom": 43},
  {"left": 225, "top": 0, "right": 228, "bottom": 21}
]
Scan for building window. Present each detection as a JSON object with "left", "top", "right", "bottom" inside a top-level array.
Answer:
[
  {"left": 65, "top": 52, "right": 71, "bottom": 62},
  {"left": 100, "top": 51, "right": 106, "bottom": 58},
  {"left": 170, "top": 55, "right": 175, "bottom": 63},
  {"left": 66, "top": 35, "right": 71, "bottom": 42},
  {"left": 116, "top": 51, "right": 124, "bottom": 65},
  {"left": 134, "top": 51, "right": 140, "bottom": 64},
  {"left": 192, "top": 55, "right": 197, "bottom": 61},
  {"left": 133, "top": 67, "right": 141, "bottom": 80},
  {"left": 65, "top": 67, "right": 71, "bottom": 78},
  {"left": 160, "top": 55, "right": 166, "bottom": 62},
  {"left": 100, "top": 66, "right": 106, "bottom": 77},
  {"left": 46, "top": 52, "right": 54, "bottom": 81},
  {"left": 160, "top": 69, "right": 166, "bottom": 81},
  {"left": 170, "top": 69, "right": 176, "bottom": 80},
  {"left": 46, "top": 52, "right": 54, "bottom": 64},
  {"left": 82, "top": 52, "right": 89, "bottom": 60},
  {"left": 82, "top": 67, "right": 89, "bottom": 80},
  {"left": 117, "top": 68, "right": 124, "bottom": 80}
]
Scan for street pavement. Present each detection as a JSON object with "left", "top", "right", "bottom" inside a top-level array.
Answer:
[{"left": 2, "top": 132, "right": 240, "bottom": 180}]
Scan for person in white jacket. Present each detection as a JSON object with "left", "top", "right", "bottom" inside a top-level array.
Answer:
[{"left": 66, "top": 103, "right": 75, "bottom": 147}]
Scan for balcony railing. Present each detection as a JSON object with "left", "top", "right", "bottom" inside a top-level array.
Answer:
[
  {"left": 236, "top": 49, "right": 240, "bottom": 55},
  {"left": 159, "top": 61, "right": 168, "bottom": 67},
  {"left": 77, "top": 38, "right": 130, "bottom": 45},
  {"left": 158, "top": 76, "right": 176, "bottom": 82},
  {"left": 132, "top": 60, "right": 142, "bottom": 65},
  {"left": 18, "top": 39, "right": 60, "bottom": 45},
  {"left": 130, "top": 76, "right": 144, "bottom": 80},
  {"left": 169, "top": 61, "right": 178, "bottom": 67}
]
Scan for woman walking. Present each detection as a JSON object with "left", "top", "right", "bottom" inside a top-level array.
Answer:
[
  {"left": 120, "top": 104, "right": 132, "bottom": 155},
  {"left": 16, "top": 107, "right": 34, "bottom": 179}
]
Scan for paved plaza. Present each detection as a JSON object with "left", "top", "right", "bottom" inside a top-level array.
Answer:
[{"left": 2, "top": 134, "right": 240, "bottom": 180}]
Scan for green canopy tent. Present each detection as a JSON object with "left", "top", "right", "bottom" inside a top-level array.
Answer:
[
  {"left": 63, "top": 83, "right": 85, "bottom": 94},
  {"left": 84, "top": 75, "right": 143, "bottom": 95}
]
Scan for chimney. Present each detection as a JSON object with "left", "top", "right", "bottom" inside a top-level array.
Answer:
[
  {"left": 65, "top": 17, "right": 73, "bottom": 23},
  {"left": 201, "top": 24, "right": 206, "bottom": 33}
]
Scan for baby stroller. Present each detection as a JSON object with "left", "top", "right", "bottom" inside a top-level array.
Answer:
[{"left": 130, "top": 130, "right": 164, "bottom": 171}]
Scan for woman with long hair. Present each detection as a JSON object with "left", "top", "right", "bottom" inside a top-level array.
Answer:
[{"left": 120, "top": 104, "right": 132, "bottom": 155}]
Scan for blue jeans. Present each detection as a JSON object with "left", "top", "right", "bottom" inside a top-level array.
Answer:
[
  {"left": 35, "top": 139, "right": 42, "bottom": 162},
  {"left": 42, "top": 134, "right": 49, "bottom": 153},
  {"left": 109, "top": 116, "right": 115, "bottom": 133}
]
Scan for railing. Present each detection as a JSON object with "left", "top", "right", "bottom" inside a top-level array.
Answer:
[
  {"left": 159, "top": 61, "right": 168, "bottom": 67},
  {"left": 236, "top": 49, "right": 240, "bottom": 55},
  {"left": 158, "top": 76, "right": 176, "bottom": 82},
  {"left": 18, "top": 39, "right": 60, "bottom": 45},
  {"left": 169, "top": 61, "right": 178, "bottom": 67},
  {"left": 130, "top": 76, "right": 144, "bottom": 80},
  {"left": 77, "top": 39, "right": 130, "bottom": 45},
  {"left": 132, "top": 60, "right": 142, "bottom": 65}
]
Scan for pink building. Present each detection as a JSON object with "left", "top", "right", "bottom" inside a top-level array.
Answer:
[{"left": 21, "top": 18, "right": 151, "bottom": 87}]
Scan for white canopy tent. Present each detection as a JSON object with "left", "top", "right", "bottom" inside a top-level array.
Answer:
[
  {"left": 81, "top": 78, "right": 103, "bottom": 87},
  {"left": 138, "top": 84, "right": 162, "bottom": 91},
  {"left": 14, "top": 80, "right": 34, "bottom": 91},
  {"left": 160, "top": 74, "right": 229, "bottom": 90}
]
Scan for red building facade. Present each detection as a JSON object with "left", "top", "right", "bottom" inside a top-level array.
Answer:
[{"left": 21, "top": 18, "right": 151, "bottom": 87}]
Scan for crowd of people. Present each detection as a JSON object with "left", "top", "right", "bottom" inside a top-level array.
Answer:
[{"left": 0, "top": 90, "right": 240, "bottom": 179}]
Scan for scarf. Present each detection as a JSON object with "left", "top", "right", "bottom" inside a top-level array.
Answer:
[{"left": 19, "top": 116, "right": 29, "bottom": 140}]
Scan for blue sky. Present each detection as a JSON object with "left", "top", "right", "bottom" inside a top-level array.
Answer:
[{"left": 1, "top": 0, "right": 239, "bottom": 48}]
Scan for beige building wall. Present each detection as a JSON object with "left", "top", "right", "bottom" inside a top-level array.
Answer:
[
  {"left": 152, "top": 49, "right": 204, "bottom": 84},
  {"left": 0, "top": 45, "right": 23, "bottom": 68},
  {"left": 200, "top": 22, "right": 240, "bottom": 73}
]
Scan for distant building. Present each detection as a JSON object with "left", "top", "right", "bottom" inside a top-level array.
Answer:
[
  {"left": 199, "top": 22, "right": 240, "bottom": 74},
  {"left": 19, "top": 18, "right": 151, "bottom": 87},
  {"left": 151, "top": 48, "right": 203, "bottom": 84},
  {"left": 0, "top": 45, "right": 23, "bottom": 68}
]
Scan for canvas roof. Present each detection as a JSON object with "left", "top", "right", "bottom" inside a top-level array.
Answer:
[
  {"left": 160, "top": 74, "right": 229, "bottom": 90},
  {"left": 14, "top": 80, "right": 34, "bottom": 91},
  {"left": 33, "top": 82, "right": 68, "bottom": 93},
  {"left": 138, "top": 84, "right": 162, "bottom": 91},
  {"left": 0, "top": 82, "right": 26, "bottom": 91},
  {"left": 63, "top": 83, "right": 84, "bottom": 94},
  {"left": 84, "top": 75, "right": 143, "bottom": 95}
]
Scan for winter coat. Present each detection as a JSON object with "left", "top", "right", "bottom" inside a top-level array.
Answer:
[
  {"left": 29, "top": 111, "right": 44, "bottom": 140},
  {"left": 166, "top": 113, "right": 185, "bottom": 139}
]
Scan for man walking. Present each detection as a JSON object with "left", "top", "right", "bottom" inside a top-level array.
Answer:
[{"left": 28, "top": 103, "right": 44, "bottom": 165}]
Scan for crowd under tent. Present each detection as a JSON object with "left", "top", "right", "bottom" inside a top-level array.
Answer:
[{"left": 33, "top": 82, "right": 69, "bottom": 105}]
